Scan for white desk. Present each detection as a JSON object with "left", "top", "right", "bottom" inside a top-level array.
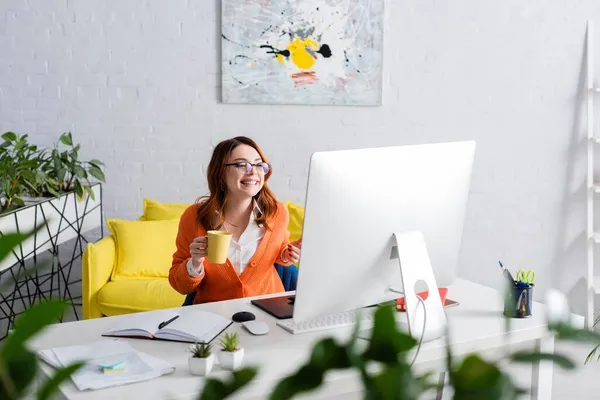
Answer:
[{"left": 31, "top": 279, "right": 582, "bottom": 400}]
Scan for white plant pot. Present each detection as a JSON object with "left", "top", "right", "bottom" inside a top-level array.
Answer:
[
  {"left": 218, "top": 348, "right": 244, "bottom": 371},
  {"left": 0, "top": 183, "right": 102, "bottom": 273},
  {"left": 188, "top": 354, "right": 214, "bottom": 376}
]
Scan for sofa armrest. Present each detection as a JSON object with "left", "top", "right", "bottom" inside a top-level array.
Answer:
[{"left": 82, "top": 235, "right": 116, "bottom": 320}]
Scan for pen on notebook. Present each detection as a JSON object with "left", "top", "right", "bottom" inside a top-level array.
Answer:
[{"left": 158, "top": 315, "right": 179, "bottom": 330}]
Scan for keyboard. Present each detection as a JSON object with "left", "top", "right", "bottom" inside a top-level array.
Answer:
[{"left": 276, "top": 309, "right": 375, "bottom": 334}]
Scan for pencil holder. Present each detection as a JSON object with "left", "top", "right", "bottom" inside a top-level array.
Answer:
[{"left": 504, "top": 284, "right": 533, "bottom": 318}]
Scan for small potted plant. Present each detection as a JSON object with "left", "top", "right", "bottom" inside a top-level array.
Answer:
[
  {"left": 187, "top": 342, "right": 214, "bottom": 376},
  {"left": 217, "top": 332, "right": 244, "bottom": 371}
]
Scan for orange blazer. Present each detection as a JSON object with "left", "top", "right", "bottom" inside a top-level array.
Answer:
[{"left": 169, "top": 201, "right": 292, "bottom": 304}]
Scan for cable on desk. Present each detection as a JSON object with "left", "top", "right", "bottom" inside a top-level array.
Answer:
[{"left": 409, "top": 295, "right": 427, "bottom": 367}]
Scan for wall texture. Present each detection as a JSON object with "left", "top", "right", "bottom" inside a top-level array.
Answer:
[{"left": 1, "top": 0, "right": 599, "bottom": 310}]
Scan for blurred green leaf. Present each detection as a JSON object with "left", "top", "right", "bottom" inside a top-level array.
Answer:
[
  {"left": 372, "top": 363, "right": 426, "bottom": 400},
  {"left": 309, "top": 338, "right": 351, "bottom": 370},
  {"left": 2, "top": 300, "right": 69, "bottom": 360},
  {"left": 84, "top": 185, "right": 95, "bottom": 201},
  {"left": 363, "top": 304, "right": 417, "bottom": 364},
  {"left": 59, "top": 133, "right": 72, "bottom": 146},
  {"left": 89, "top": 159, "right": 103, "bottom": 166},
  {"left": 558, "top": 325, "right": 600, "bottom": 342},
  {"left": 585, "top": 345, "right": 600, "bottom": 364},
  {"left": 56, "top": 167, "right": 67, "bottom": 183},
  {"left": 73, "top": 166, "right": 86, "bottom": 179},
  {"left": 74, "top": 180, "right": 84, "bottom": 200},
  {"left": 0, "top": 349, "right": 37, "bottom": 399},
  {"left": 2, "top": 132, "right": 17, "bottom": 142},
  {"left": 270, "top": 337, "right": 352, "bottom": 400},
  {"left": 0, "top": 231, "right": 34, "bottom": 264},
  {"left": 451, "top": 354, "right": 519, "bottom": 400},
  {"left": 88, "top": 165, "right": 105, "bottom": 182},
  {"left": 199, "top": 367, "right": 257, "bottom": 400},
  {"left": 510, "top": 351, "right": 575, "bottom": 370},
  {"left": 36, "top": 362, "right": 85, "bottom": 400},
  {"left": 269, "top": 364, "right": 325, "bottom": 400}
]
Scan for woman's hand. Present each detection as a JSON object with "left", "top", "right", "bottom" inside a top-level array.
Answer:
[
  {"left": 283, "top": 237, "right": 302, "bottom": 264},
  {"left": 189, "top": 236, "right": 208, "bottom": 272}
]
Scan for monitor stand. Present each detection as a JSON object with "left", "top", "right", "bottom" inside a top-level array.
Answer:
[{"left": 359, "top": 231, "right": 447, "bottom": 343}]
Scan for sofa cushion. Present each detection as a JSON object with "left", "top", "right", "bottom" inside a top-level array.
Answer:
[
  {"left": 284, "top": 200, "right": 304, "bottom": 242},
  {"left": 98, "top": 279, "right": 185, "bottom": 316},
  {"left": 143, "top": 198, "right": 189, "bottom": 221},
  {"left": 107, "top": 219, "right": 179, "bottom": 281}
]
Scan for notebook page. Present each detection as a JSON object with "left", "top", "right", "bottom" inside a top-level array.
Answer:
[
  {"left": 103, "top": 309, "right": 179, "bottom": 338},
  {"left": 156, "top": 310, "right": 230, "bottom": 342}
]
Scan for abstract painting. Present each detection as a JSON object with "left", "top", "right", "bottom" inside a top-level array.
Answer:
[{"left": 221, "top": 0, "right": 384, "bottom": 106}]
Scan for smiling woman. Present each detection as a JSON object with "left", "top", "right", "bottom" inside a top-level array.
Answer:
[{"left": 168, "top": 137, "right": 302, "bottom": 305}]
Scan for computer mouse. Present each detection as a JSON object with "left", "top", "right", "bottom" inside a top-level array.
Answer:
[
  {"left": 242, "top": 320, "right": 269, "bottom": 335},
  {"left": 232, "top": 311, "right": 256, "bottom": 323}
]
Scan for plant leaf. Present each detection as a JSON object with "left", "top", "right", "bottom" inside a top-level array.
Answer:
[
  {"left": 451, "top": 354, "right": 519, "bottom": 400},
  {"left": 59, "top": 133, "right": 72, "bottom": 146},
  {"left": 73, "top": 165, "right": 86, "bottom": 179},
  {"left": 586, "top": 345, "right": 600, "bottom": 364},
  {"left": 88, "top": 165, "right": 105, "bottom": 182},
  {"left": 0, "top": 231, "right": 33, "bottom": 264},
  {"left": 84, "top": 185, "right": 95, "bottom": 201},
  {"left": 89, "top": 159, "right": 103, "bottom": 166},
  {"left": 510, "top": 351, "right": 575, "bottom": 370},
  {"left": 74, "top": 180, "right": 84, "bottom": 200},
  {"left": 2, "top": 300, "right": 69, "bottom": 360},
  {"left": 552, "top": 323, "right": 600, "bottom": 344},
  {"left": 199, "top": 367, "right": 257, "bottom": 400},
  {"left": 45, "top": 186, "right": 60, "bottom": 198},
  {"left": 0, "top": 349, "right": 38, "bottom": 398},
  {"left": 56, "top": 167, "right": 67, "bottom": 183},
  {"left": 36, "top": 362, "right": 85, "bottom": 400},
  {"left": 363, "top": 304, "right": 417, "bottom": 364},
  {"left": 12, "top": 196, "right": 24, "bottom": 207},
  {"left": 269, "top": 364, "right": 326, "bottom": 400},
  {"left": 1, "top": 132, "right": 17, "bottom": 142}
]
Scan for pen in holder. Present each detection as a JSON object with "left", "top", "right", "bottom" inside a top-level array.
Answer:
[{"left": 504, "top": 283, "right": 533, "bottom": 318}]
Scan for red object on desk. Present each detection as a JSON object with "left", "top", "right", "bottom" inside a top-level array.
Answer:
[{"left": 396, "top": 288, "right": 448, "bottom": 311}]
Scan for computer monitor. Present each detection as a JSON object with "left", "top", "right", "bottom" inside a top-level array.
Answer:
[{"left": 292, "top": 141, "right": 476, "bottom": 323}]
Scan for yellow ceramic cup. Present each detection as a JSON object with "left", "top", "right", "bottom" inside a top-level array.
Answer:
[{"left": 207, "top": 231, "right": 232, "bottom": 264}]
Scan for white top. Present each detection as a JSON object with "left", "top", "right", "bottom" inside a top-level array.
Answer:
[{"left": 187, "top": 203, "right": 265, "bottom": 277}]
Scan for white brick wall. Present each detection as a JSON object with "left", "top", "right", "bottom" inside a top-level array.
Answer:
[{"left": 1, "top": 0, "right": 599, "bottom": 311}]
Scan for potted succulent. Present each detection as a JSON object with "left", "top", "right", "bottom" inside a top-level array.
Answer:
[
  {"left": 187, "top": 342, "right": 214, "bottom": 376},
  {"left": 217, "top": 332, "right": 244, "bottom": 371}
]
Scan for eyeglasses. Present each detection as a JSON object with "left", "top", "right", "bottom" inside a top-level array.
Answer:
[{"left": 225, "top": 161, "right": 271, "bottom": 175}]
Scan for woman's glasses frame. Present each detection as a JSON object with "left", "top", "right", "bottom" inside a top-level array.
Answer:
[{"left": 225, "top": 161, "right": 271, "bottom": 175}]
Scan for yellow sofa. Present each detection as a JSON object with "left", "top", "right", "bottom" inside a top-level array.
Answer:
[{"left": 82, "top": 199, "right": 305, "bottom": 320}]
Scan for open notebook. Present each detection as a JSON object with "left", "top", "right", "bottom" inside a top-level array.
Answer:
[{"left": 102, "top": 309, "right": 232, "bottom": 344}]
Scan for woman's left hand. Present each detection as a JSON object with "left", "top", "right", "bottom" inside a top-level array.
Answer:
[{"left": 284, "top": 238, "right": 302, "bottom": 264}]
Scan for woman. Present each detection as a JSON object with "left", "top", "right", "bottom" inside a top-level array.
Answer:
[{"left": 169, "top": 136, "right": 302, "bottom": 305}]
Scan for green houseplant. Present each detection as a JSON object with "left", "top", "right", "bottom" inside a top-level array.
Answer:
[
  {"left": 218, "top": 332, "right": 244, "bottom": 371},
  {"left": 188, "top": 343, "right": 215, "bottom": 376},
  {"left": 0, "top": 131, "right": 105, "bottom": 215},
  {"left": 0, "top": 226, "right": 83, "bottom": 399},
  {"left": 41, "top": 132, "right": 105, "bottom": 201},
  {"left": 0, "top": 132, "right": 48, "bottom": 214}
]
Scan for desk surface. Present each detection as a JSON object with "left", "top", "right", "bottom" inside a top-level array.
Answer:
[{"left": 30, "top": 279, "right": 583, "bottom": 400}]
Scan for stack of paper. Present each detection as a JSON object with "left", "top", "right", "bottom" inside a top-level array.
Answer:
[{"left": 38, "top": 339, "right": 175, "bottom": 391}]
